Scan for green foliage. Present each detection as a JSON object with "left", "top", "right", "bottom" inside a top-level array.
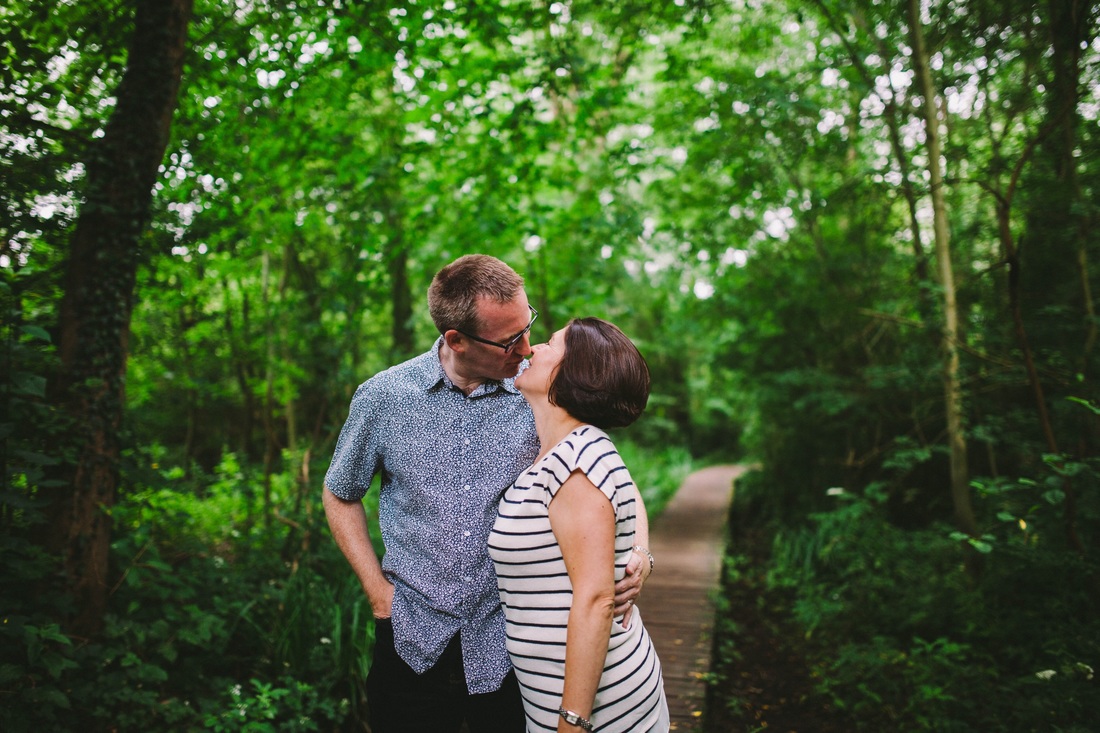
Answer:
[
  {"left": 749, "top": 474, "right": 1100, "bottom": 732},
  {"left": 1, "top": 451, "right": 374, "bottom": 732},
  {"left": 615, "top": 437, "right": 696, "bottom": 518},
  {"left": 0, "top": 436, "right": 685, "bottom": 731},
  {"left": 815, "top": 635, "right": 982, "bottom": 733},
  {"left": 6, "top": 0, "right": 1100, "bottom": 730},
  {"left": 203, "top": 677, "right": 346, "bottom": 733}
]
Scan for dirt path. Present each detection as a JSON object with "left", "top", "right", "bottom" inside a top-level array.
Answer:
[{"left": 641, "top": 465, "right": 745, "bottom": 731}]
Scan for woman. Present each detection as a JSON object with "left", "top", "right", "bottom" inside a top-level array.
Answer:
[{"left": 489, "top": 318, "right": 669, "bottom": 733}]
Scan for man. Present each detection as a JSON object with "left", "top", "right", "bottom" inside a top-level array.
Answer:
[{"left": 323, "top": 255, "right": 653, "bottom": 733}]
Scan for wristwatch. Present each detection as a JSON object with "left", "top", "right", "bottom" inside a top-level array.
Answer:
[
  {"left": 632, "top": 545, "right": 655, "bottom": 572},
  {"left": 558, "top": 706, "right": 594, "bottom": 731}
]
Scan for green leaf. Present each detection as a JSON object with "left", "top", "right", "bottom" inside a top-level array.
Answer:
[
  {"left": 1066, "top": 396, "right": 1100, "bottom": 415},
  {"left": 1042, "top": 490, "right": 1066, "bottom": 505},
  {"left": 0, "top": 662, "right": 24, "bottom": 685},
  {"left": 11, "top": 372, "right": 46, "bottom": 398},
  {"left": 29, "top": 686, "right": 71, "bottom": 709},
  {"left": 33, "top": 624, "right": 72, "bottom": 646},
  {"left": 11, "top": 448, "right": 60, "bottom": 466},
  {"left": 41, "top": 651, "right": 78, "bottom": 679},
  {"left": 19, "top": 324, "right": 52, "bottom": 343}
]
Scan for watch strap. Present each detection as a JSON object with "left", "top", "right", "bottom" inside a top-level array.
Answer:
[{"left": 558, "top": 706, "right": 594, "bottom": 731}]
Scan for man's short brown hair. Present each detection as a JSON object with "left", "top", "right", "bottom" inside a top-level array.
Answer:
[
  {"left": 427, "top": 254, "right": 525, "bottom": 335},
  {"left": 549, "top": 318, "right": 650, "bottom": 429}
]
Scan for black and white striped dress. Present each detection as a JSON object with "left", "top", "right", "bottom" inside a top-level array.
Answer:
[{"left": 489, "top": 426, "right": 669, "bottom": 733}]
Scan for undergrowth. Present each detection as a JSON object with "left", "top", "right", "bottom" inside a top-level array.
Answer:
[
  {"left": 1, "top": 438, "right": 692, "bottom": 731},
  {"left": 710, "top": 459, "right": 1100, "bottom": 733}
]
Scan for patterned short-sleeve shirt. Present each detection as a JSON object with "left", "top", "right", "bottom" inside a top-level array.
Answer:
[{"left": 324, "top": 338, "right": 539, "bottom": 693}]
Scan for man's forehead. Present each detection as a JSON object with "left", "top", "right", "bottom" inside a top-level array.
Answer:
[{"left": 477, "top": 295, "right": 528, "bottom": 323}]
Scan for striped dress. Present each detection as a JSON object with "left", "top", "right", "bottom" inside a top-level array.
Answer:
[{"left": 489, "top": 426, "right": 669, "bottom": 733}]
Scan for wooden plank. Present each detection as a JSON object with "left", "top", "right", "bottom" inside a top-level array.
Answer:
[{"left": 641, "top": 465, "right": 746, "bottom": 732}]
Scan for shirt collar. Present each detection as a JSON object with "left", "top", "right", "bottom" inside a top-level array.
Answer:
[{"left": 418, "top": 337, "right": 524, "bottom": 396}]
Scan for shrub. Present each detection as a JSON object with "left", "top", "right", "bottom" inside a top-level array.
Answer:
[{"left": 724, "top": 454, "right": 1100, "bottom": 733}]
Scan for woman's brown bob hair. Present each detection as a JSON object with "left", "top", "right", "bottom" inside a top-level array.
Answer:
[{"left": 548, "top": 318, "right": 650, "bottom": 429}]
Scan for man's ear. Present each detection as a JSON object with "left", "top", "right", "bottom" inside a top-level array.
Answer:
[{"left": 442, "top": 329, "right": 466, "bottom": 352}]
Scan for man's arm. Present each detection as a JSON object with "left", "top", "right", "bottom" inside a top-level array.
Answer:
[
  {"left": 613, "top": 483, "right": 652, "bottom": 625},
  {"left": 323, "top": 488, "right": 394, "bottom": 618}
]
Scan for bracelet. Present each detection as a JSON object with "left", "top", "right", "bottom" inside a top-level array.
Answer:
[
  {"left": 632, "top": 545, "right": 655, "bottom": 572},
  {"left": 558, "top": 707, "right": 594, "bottom": 731}
]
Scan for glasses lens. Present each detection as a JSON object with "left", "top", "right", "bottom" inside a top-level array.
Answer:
[
  {"left": 503, "top": 331, "right": 525, "bottom": 353},
  {"left": 503, "top": 310, "right": 537, "bottom": 353}
]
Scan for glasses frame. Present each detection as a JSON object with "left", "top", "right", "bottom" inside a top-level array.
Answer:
[{"left": 455, "top": 305, "right": 539, "bottom": 354}]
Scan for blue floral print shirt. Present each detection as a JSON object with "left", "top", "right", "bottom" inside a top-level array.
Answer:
[{"left": 324, "top": 339, "right": 538, "bottom": 693}]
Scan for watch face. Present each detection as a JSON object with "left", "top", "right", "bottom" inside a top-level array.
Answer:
[{"left": 559, "top": 708, "right": 591, "bottom": 730}]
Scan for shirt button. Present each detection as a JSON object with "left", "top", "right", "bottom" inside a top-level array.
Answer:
[
  {"left": 464, "top": 438, "right": 471, "bottom": 445},
  {"left": 464, "top": 531, "right": 471, "bottom": 537},
  {"left": 464, "top": 485, "right": 470, "bottom": 491},
  {"left": 463, "top": 576, "right": 472, "bottom": 582}
]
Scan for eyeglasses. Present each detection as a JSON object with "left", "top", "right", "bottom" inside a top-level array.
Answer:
[{"left": 456, "top": 305, "right": 539, "bottom": 354}]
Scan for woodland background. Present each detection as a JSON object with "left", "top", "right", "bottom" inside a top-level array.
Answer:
[{"left": 2, "top": 0, "right": 1099, "bottom": 730}]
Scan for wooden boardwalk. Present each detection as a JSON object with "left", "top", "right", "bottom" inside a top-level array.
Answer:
[{"left": 640, "top": 465, "right": 744, "bottom": 732}]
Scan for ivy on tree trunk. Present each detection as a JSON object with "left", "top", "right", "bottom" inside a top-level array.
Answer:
[{"left": 47, "top": 0, "right": 194, "bottom": 638}]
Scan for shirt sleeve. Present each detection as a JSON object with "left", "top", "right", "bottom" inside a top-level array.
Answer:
[
  {"left": 324, "top": 381, "right": 381, "bottom": 501},
  {"left": 543, "top": 430, "right": 622, "bottom": 505}
]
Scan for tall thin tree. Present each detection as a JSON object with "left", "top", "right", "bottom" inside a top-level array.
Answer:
[{"left": 907, "top": 0, "right": 978, "bottom": 538}]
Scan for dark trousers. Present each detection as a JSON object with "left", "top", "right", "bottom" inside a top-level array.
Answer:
[{"left": 366, "top": 619, "right": 526, "bottom": 733}]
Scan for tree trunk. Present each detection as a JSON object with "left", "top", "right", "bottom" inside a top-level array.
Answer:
[
  {"left": 1043, "top": 0, "right": 1090, "bottom": 550},
  {"left": 380, "top": 102, "right": 414, "bottom": 361},
  {"left": 815, "top": 0, "right": 933, "bottom": 295},
  {"left": 1021, "top": 1, "right": 1093, "bottom": 356},
  {"left": 907, "top": 0, "right": 978, "bottom": 538},
  {"left": 46, "top": 0, "right": 194, "bottom": 638},
  {"left": 1048, "top": 0, "right": 1093, "bottom": 360},
  {"left": 999, "top": 206, "right": 1060, "bottom": 453},
  {"left": 261, "top": 249, "right": 278, "bottom": 525},
  {"left": 388, "top": 239, "right": 414, "bottom": 360}
]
